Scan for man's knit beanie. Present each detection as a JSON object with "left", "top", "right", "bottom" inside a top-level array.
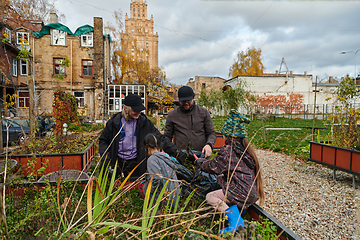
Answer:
[{"left": 221, "top": 109, "right": 251, "bottom": 138}]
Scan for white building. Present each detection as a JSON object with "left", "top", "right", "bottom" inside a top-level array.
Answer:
[{"left": 224, "top": 72, "right": 350, "bottom": 115}]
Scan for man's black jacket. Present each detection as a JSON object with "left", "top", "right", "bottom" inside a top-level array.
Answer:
[{"left": 99, "top": 112, "right": 180, "bottom": 177}]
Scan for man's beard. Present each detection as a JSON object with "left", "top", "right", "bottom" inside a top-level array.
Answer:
[{"left": 180, "top": 102, "right": 195, "bottom": 113}]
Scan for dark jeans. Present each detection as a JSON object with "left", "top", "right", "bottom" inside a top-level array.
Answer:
[{"left": 115, "top": 157, "right": 143, "bottom": 181}]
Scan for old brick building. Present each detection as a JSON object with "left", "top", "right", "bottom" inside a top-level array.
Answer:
[
  {"left": 0, "top": 19, "right": 43, "bottom": 117},
  {"left": 121, "top": 0, "right": 159, "bottom": 70},
  {"left": 186, "top": 76, "right": 226, "bottom": 100},
  {"left": 31, "top": 14, "right": 111, "bottom": 120}
]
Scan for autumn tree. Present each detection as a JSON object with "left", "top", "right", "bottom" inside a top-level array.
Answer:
[
  {"left": 228, "top": 47, "right": 265, "bottom": 78},
  {"left": 2, "top": 0, "right": 64, "bottom": 25},
  {"left": 108, "top": 9, "right": 173, "bottom": 105}
]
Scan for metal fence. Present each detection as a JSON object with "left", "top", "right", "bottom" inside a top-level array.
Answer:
[{"left": 250, "top": 103, "right": 360, "bottom": 120}]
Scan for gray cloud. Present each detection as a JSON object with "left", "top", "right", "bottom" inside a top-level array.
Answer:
[{"left": 56, "top": 0, "right": 360, "bottom": 85}]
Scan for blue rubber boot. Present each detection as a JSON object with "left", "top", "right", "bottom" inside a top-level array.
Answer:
[{"left": 220, "top": 205, "right": 244, "bottom": 234}]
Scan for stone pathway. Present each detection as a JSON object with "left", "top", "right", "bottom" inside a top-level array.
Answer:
[{"left": 256, "top": 149, "right": 359, "bottom": 240}]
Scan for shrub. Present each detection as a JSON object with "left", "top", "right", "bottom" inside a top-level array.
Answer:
[{"left": 52, "top": 90, "right": 79, "bottom": 135}]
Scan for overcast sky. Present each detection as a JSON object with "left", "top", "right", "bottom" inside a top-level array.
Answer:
[{"left": 55, "top": 0, "right": 360, "bottom": 86}]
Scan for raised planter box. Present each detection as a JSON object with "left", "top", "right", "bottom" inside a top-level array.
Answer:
[
  {"left": 248, "top": 204, "right": 301, "bottom": 240},
  {"left": 5, "top": 169, "right": 90, "bottom": 196},
  {"left": 0, "top": 142, "right": 96, "bottom": 177},
  {"left": 308, "top": 141, "right": 360, "bottom": 187}
]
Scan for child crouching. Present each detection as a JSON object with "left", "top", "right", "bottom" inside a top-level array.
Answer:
[
  {"left": 196, "top": 109, "right": 265, "bottom": 234},
  {"left": 142, "top": 133, "right": 180, "bottom": 208}
]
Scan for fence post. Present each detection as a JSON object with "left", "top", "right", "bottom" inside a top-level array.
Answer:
[
  {"left": 325, "top": 104, "right": 327, "bottom": 120},
  {"left": 303, "top": 104, "right": 305, "bottom": 120}
]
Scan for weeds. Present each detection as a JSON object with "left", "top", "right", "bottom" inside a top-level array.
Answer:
[
  {"left": 11, "top": 134, "right": 96, "bottom": 155},
  {"left": 0, "top": 116, "right": 316, "bottom": 239}
]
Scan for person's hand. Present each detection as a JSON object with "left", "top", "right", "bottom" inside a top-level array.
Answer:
[{"left": 202, "top": 144, "right": 212, "bottom": 158}]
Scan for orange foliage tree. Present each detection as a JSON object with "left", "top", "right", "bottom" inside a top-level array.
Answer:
[{"left": 228, "top": 47, "right": 265, "bottom": 78}]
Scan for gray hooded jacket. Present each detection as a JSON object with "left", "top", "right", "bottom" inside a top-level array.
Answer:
[{"left": 143, "top": 152, "right": 180, "bottom": 204}]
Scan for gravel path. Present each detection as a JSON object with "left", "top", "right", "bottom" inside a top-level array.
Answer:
[{"left": 256, "top": 149, "right": 359, "bottom": 240}]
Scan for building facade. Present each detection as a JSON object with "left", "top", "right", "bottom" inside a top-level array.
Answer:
[
  {"left": 121, "top": 0, "right": 159, "bottom": 70},
  {"left": 0, "top": 19, "right": 43, "bottom": 117},
  {"left": 31, "top": 14, "right": 111, "bottom": 120},
  {"left": 186, "top": 76, "right": 226, "bottom": 101},
  {"left": 185, "top": 71, "right": 356, "bottom": 115}
]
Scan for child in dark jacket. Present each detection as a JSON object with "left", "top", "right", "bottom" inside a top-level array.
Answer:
[
  {"left": 142, "top": 133, "right": 180, "bottom": 205},
  {"left": 196, "top": 110, "right": 265, "bottom": 234}
]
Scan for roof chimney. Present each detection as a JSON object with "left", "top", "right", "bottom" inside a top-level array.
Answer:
[
  {"left": 290, "top": 71, "right": 293, "bottom": 75},
  {"left": 275, "top": 70, "right": 278, "bottom": 75},
  {"left": 304, "top": 71, "right": 307, "bottom": 76},
  {"left": 50, "top": 13, "right": 58, "bottom": 23}
]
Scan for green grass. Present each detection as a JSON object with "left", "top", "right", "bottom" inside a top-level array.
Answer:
[{"left": 212, "top": 116, "right": 330, "bottom": 161}]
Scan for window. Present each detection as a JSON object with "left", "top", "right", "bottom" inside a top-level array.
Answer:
[
  {"left": 20, "top": 59, "right": 27, "bottom": 76},
  {"left": 52, "top": 29, "right": 66, "bottom": 46},
  {"left": 16, "top": 32, "right": 29, "bottom": 45},
  {"left": 145, "top": 29, "right": 148, "bottom": 33},
  {"left": 54, "top": 58, "right": 65, "bottom": 75},
  {"left": 18, "top": 91, "right": 29, "bottom": 108},
  {"left": 82, "top": 60, "right": 93, "bottom": 77},
  {"left": 12, "top": 59, "right": 18, "bottom": 77},
  {"left": 131, "top": 28, "right": 134, "bottom": 32},
  {"left": 81, "top": 32, "right": 93, "bottom": 47},
  {"left": 74, "top": 91, "right": 85, "bottom": 108},
  {"left": 202, "top": 83, "right": 206, "bottom": 88}
]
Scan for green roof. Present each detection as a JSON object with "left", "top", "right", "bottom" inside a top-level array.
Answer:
[
  {"left": 31, "top": 23, "right": 112, "bottom": 42},
  {"left": 31, "top": 23, "right": 73, "bottom": 38},
  {"left": 104, "top": 34, "right": 112, "bottom": 43},
  {"left": 74, "top": 25, "right": 93, "bottom": 36}
]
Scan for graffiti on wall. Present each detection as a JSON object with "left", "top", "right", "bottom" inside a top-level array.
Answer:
[{"left": 255, "top": 93, "right": 305, "bottom": 113}]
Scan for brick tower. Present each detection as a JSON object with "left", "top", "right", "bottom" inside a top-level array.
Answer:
[{"left": 122, "top": 0, "right": 158, "bottom": 70}]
